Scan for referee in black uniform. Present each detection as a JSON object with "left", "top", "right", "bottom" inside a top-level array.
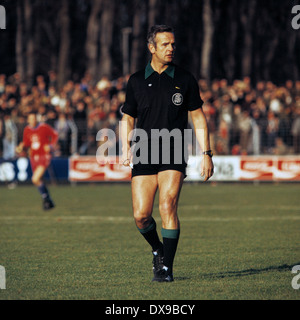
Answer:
[{"left": 121, "top": 25, "right": 214, "bottom": 282}]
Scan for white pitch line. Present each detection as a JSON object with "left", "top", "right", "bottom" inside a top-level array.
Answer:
[
  {"left": 179, "top": 205, "right": 300, "bottom": 211},
  {"left": 67, "top": 204, "right": 299, "bottom": 211},
  {"left": 0, "top": 215, "right": 300, "bottom": 223}
]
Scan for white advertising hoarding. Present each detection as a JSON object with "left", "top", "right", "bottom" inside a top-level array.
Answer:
[{"left": 186, "top": 156, "right": 240, "bottom": 181}]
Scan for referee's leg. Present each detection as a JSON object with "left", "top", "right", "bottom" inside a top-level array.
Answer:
[
  {"left": 132, "top": 175, "right": 157, "bottom": 229},
  {"left": 157, "top": 170, "right": 184, "bottom": 277},
  {"left": 132, "top": 175, "right": 162, "bottom": 252}
]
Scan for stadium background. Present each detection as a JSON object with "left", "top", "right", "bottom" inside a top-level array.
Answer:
[
  {"left": 0, "top": 0, "right": 300, "bottom": 302},
  {"left": 1, "top": 0, "right": 300, "bottom": 183}
]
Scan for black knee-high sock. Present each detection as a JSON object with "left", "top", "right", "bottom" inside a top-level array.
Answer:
[
  {"left": 137, "top": 218, "right": 162, "bottom": 251},
  {"left": 162, "top": 228, "right": 180, "bottom": 275}
]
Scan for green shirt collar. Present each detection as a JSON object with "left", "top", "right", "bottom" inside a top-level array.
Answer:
[{"left": 145, "top": 61, "right": 175, "bottom": 79}]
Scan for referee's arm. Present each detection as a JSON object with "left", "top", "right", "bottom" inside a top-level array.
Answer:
[
  {"left": 190, "top": 108, "right": 214, "bottom": 181},
  {"left": 121, "top": 113, "right": 135, "bottom": 167}
]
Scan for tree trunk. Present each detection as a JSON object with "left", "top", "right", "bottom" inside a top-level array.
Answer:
[
  {"left": 24, "top": 0, "right": 34, "bottom": 86},
  {"left": 225, "top": 0, "right": 238, "bottom": 82},
  {"left": 85, "top": 0, "right": 103, "bottom": 83},
  {"left": 287, "top": 24, "right": 298, "bottom": 81},
  {"left": 263, "top": 37, "right": 279, "bottom": 81},
  {"left": 148, "top": 0, "right": 158, "bottom": 28},
  {"left": 201, "top": 0, "right": 214, "bottom": 80},
  {"left": 16, "top": 0, "right": 25, "bottom": 81},
  {"left": 240, "top": 0, "right": 256, "bottom": 78},
  {"left": 98, "top": 0, "right": 115, "bottom": 78},
  {"left": 130, "top": 0, "right": 143, "bottom": 74},
  {"left": 57, "top": 0, "right": 71, "bottom": 89},
  {"left": 262, "top": 9, "right": 280, "bottom": 81}
]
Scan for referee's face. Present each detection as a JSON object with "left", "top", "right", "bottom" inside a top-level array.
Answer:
[{"left": 150, "top": 32, "right": 175, "bottom": 65}]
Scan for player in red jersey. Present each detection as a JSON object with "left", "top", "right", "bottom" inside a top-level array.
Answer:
[{"left": 16, "top": 112, "right": 59, "bottom": 210}]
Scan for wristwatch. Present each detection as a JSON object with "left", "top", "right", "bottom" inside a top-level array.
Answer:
[{"left": 203, "top": 150, "right": 213, "bottom": 158}]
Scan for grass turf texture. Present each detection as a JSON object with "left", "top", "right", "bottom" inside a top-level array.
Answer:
[{"left": 0, "top": 183, "right": 299, "bottom": 300}]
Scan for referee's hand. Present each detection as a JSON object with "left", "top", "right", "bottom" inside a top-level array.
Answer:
[
  {"left": 121, "top": 151, "right": 133, "bottom": 169},
  {"left": 201, "top": 156, "right": 214, "bottom": 182},
  {"left": 122, "top": 158, "right": 131, "bottom": 167}
]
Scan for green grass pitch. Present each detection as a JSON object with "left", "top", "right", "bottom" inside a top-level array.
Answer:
[{"left": 0, "top": 182, "right": 299, "bottom": 300}]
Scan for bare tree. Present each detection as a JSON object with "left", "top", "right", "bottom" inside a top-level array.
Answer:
[
  {"left": 201, "top": 0, "right": 214, "bottom": 80},
  {"left": 16, "top": 0, "right": 25, "bottom": 81},
  {"left": 15, "top": 0, "right": 35, "bottom": 85},
  {"left": 287, "top": 27, "right": 299, "bottom": 81},
  {"left": 148, "top": 0, "right": 159, "bottom": 28},
  {"left": 240, "top": 0, "right": 256, "bottom": 78},
  {"left": 7, "top": 1, "right": 300, "bottom": 85},
  {"left": 57, "top": 0, "right": 71, "bottom": 89},
  {"left": 225, "top": 0, "right": 238, "bottom": 82},
  {"left": 130, "top": 0, "right": 144, "bottom": 74},
  {"left": 262, "top": 8, "right": 280, "bottom": 80},
  {"left": 24, "top": 0, "right": 35, "bottom": 85},
  {"left": 98, "top": 0, "right": 115, "bottom": 78},
  {"left": 85, "top": 0, "right": 103, "bottom": 83}
]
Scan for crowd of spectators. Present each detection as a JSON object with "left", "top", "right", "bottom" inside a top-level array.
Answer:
[
  {"left": 199, "top": 77, "right": 300, "bottom": 156},
  {"left": 0, "top": 71, "right": 300, "bottom": 160}
]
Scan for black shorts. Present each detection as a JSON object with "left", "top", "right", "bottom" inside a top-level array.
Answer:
[
  {"left": 131, "top": 162, "right": 187, "bottom": 178},
  {"left": 131, "top": 138, "right": 187, "bottom": 178}
]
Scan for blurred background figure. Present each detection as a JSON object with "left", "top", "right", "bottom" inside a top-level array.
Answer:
[{"left": 54, "top": 112, "right": 71, "bottom": 156}]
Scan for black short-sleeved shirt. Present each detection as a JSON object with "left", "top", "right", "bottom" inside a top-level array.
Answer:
[{"left": 122, "top": 62, "right": 203, "bottom": 137}]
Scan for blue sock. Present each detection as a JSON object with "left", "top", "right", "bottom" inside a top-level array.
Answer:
[{"left": 38, "top": 184, "right": 50, "bottom": 199}]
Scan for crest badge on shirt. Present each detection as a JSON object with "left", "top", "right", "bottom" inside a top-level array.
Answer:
[{"left": 172, "top": 93, "right": 183, "bottom": 106}]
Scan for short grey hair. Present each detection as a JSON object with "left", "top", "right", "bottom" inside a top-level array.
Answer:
[{"left": 147, "top": 25, "right": 174, "bottom": 47}]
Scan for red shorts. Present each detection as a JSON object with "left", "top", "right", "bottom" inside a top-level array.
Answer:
[{"left": 30, "top": 154, "right": 51, "bottom": 172}]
